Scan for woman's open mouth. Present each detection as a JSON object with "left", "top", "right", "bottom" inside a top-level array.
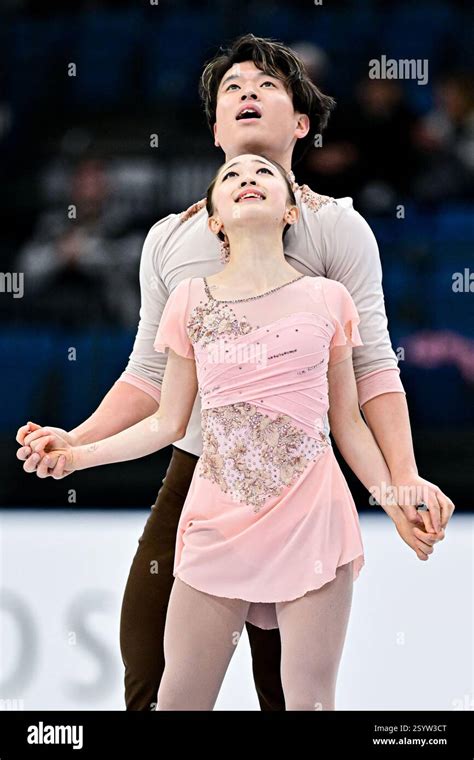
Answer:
[{"left": 235, "top": 190, "right": 266, "bottom": 203}]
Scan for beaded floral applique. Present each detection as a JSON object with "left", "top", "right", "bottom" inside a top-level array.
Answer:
[
  {"left": 179, "top": 197, "right": 207, "bottom": 224},
  {"left": 186, "top": 299, "right": 254, "bottom": 348},
  {"left": 298, "top": 184, "right": 335, "bottom": 213},
  {"left": 200, "top": 402, "right": 331, "bottom": 512}
]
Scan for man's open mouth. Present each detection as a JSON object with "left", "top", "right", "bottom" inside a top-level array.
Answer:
[{"left": 236, "top": 106, "right": 262, "bottom": 120}]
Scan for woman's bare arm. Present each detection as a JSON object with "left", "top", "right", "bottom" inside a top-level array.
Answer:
[
  {"left": 25, "top": 349, "right": 198, "bottom": 471},
  {"left": 327, "top": 351, "right": 398, "bottom": 519}
]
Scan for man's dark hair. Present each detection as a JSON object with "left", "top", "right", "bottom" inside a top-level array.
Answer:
[{"left": 199, "top": 33, "right": 336, "bottom": 166}]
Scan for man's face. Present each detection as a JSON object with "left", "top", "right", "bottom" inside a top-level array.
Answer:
[{"left": 213, "top": 60, "right": 309, "bottom": 160}]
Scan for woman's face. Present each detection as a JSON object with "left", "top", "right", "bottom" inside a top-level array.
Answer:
[{"left": 209, "top": 153, "right": 296, "bottom": 240}]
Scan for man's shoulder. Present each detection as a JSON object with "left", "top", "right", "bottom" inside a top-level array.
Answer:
[
  {"left": 145, "top": 195, "right": 207, "bottom": 241},
  {"left": 297, "top": 183, "right": 355, "bottom": 221},
  {"left": 179, "top": 197, "right": 207, "bottom": 224},
  {"left": 143, "top": 197, "right": 208, "bottom": 253},
  {"left": 297, "top": 185, "right": 374, "bottom": 242}
]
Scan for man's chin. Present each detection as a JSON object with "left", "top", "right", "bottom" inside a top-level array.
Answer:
[{"left": 228, "top": 135, "right": 271, "bottom": 157}]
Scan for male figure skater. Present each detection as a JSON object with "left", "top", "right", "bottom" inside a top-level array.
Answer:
[{"left": 17, "top": 34, "right": 453, "bottom": 711}]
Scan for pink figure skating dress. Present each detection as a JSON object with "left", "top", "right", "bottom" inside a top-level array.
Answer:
[{"left": 154, "top": 274, "right": 365, "bottom": 629}]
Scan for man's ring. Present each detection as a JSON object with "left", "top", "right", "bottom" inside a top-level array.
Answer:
[{"left": 416, "top": 502, "right": 429, "bottom": 511}]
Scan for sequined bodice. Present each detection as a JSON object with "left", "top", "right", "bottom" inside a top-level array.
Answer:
[{"left": 185, "top": 276, "right": 336, "bottom": 511}]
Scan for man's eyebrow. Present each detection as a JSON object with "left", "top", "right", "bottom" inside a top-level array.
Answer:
[
  {"left": 218, "top": 159, "right": 272, "bottom": 177},
  {"left": 219, "top": 71, "right": 279, "bottom": 89}
]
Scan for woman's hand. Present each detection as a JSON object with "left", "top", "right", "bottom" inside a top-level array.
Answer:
[
  {"left": 16, "top": 422, "right": 76, "bottom": 478},
  {"left": 393, "top": 510, "right": 445, "bottom": 561},
  {"left": 40, "top": 447, "right": 76, "bottom": 477},
  {"left": 390, "top": 471, "right": 455, "bottom": 533}
]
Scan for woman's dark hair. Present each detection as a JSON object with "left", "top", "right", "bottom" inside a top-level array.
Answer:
[
  {"left": 206, "top": 154, "right": 297, "bottom": 243},
  {"left": 199, "top": 33, "right": 336, "bottom": 166}
]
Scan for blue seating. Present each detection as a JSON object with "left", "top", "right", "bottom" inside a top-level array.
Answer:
[
  {"left": 401, "top": 363, "right": 474, "bottom": 428},
  {"left": 0, "top": 327, "right": 135, "bottom": 433},
  {"left": 380, "top": 1, "right": 456, "bottom": 67},
  {"left": 5, "top": 16, "right": 71, "bottom": 108},
  {"left": 434, "top": 206, "right": 474, "bottom": 243},
  {"left": 67, "top": 9, "right": 144, "bottom": 109},
  {"left": 52, "top": 329, "right": 136, "bottom": 430},
  {"left": 429, "top": 259, "right": 474, "bottom": 333},
  {"left": 143, "top": 9, "right": 223, "bottom": 103},
  {"left": 0, "top": 328, "right": 56, "bottom": 430}
]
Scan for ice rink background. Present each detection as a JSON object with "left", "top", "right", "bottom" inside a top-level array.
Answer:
[{"left": 1, "top": 508, "right": 471, "bottom": 711}]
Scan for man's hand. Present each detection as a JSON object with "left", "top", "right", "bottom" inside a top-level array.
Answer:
[
  {"left": 393, "top": 509, "right": 445, "bottom": 561},
  {"left": 390, "top": 472, "right": 455, "bottom": 534},
  {"left": 16, "top": 421, "right": 76, "bottom": 479}
]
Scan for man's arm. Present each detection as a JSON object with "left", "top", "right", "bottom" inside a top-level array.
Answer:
[
  {"left": 328, "top": 354, "right": 443, "bottom": 560},
  {"left": 28, "top": 350, "right": 198, "bottom": 472},
  {"left": 321, "top": 199, "right": 403, "bottom": 398},
  {"left": 16, "top": 215, "right": 177, "bottom": 475},
  {"left": 321, "top": 200, "right": 454, "bottom": 531},
  {"left": 70, "top": 215, "right": 178, "bottom": 444},
  {"left": 361, "top": 393, "right": 454, "bottom": 532},
  {"left": 69, "top": 381, "right": 159, "bottom": 445}
]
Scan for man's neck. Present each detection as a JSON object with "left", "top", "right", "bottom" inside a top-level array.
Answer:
[{"left": 224, "top": 150, "right": 293, "bottom": 178}]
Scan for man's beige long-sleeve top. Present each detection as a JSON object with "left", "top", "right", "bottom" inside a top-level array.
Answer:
[{"left": 118, "top": 181, "right": 405, "bottom": 456}]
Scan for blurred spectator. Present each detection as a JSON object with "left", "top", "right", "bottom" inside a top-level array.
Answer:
[
  {"left": 15, "top": 158, "right": 142, "bottom": 328},
  {"left": 298, "top": 77, "right": 418, "bottom": 212},
  {"left": 289, "top": 41, "right": 330, "bottom": 88},
  {"left": 412, "top": 71, "right": 474, "bottom": 204}
]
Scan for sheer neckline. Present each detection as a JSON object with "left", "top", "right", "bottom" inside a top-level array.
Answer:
[{"left": 203, "top": 274, "right": 307, "bottom": 303}]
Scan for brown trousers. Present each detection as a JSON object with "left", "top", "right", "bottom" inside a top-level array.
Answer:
[{"left": 119, "top": 445, "right": 286, "bottom": 711}]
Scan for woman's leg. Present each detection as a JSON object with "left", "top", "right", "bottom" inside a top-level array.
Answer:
[
  {"left": 275, "top": 560, "right": 354, "bottom": 711},
  {"left": 156, "top": 577, "right": 251, "bottom": 710},
  {"left": 120, "top": 447, "right": 199, "bottom": 711}
]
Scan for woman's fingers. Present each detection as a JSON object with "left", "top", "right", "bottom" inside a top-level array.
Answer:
[
  {"left": 415, "top": 539, "right": 433, "bottom": 557},
  {"left": 413, "top": 528, "right": 436, "bottom": 555},
  {"left": 414, "top": 526, "right": 445, "bottom": 545},
  {"left": 22, "top": 451, "right": 42, "bottom": 473},
  {"left": 413, "top": 526, "right": 437, "bottom": 543},
  {"left": 50, "top": 456, "right": 68, "bottom": 479},
  {"left": 415, "top": 547, "right": 429, "bottom": 561},
  {"left": 411, "top": 526, "right": 445, "bottom": 563},
  {"left": 20, "top": 447, "right": 70, "bottom": 479},
  {"left": 16, "top": 445, "right": 32, "bottom": 462},
  {"left": 411, "top": 535, "right": 430, "bottom": 560},
  {"left": 29, "top": 435, "right": 54, "bottom": 455},
  {"left": 437, "top": 491, "right": 455, "bottom": 529},
  {"left": 416, "top": 508, "right": 434, "bottom": 534},
  {"left": 35, "top": 454, "right": 57, "bottom": 479},
  {"left": 415, "top": 491, "right": 443, "bottom": 534}
]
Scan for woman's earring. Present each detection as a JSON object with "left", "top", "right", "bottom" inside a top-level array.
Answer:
[
  {"left": 219, "top": 237, "right": 230, "bottom": 264},
  {"left": 287, "top": 170, "right": 298, "bottom": 193}
]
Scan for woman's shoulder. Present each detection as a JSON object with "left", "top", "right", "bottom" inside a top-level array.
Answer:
[
  {"left": 305, "top": 275, "right": 345, "bottom": 296},
  {"left": 305, "top": 277, "right": 356, "bottom": 316}
]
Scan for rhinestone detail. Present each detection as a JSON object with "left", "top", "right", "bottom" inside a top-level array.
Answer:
[
  {"left": 199, "top": 402, "right": 331, "bottom": 512},
  {"left": 203, "top": 274, "right": 306, "bottom": 303},
  {"left": 186, "top": 298, "right": 253, "bottom": 348}
]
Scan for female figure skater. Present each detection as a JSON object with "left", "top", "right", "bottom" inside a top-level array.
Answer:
[{"left": 22, "top": 154, "right": 439, "bottom": 711}]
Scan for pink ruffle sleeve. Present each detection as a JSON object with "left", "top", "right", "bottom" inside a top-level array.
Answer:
[
  {"left": 322, "top": 278, "right": 364, "bottom": 351},
  {"left": 153, "top": 278, "right": 194, "bottom": 359}
]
